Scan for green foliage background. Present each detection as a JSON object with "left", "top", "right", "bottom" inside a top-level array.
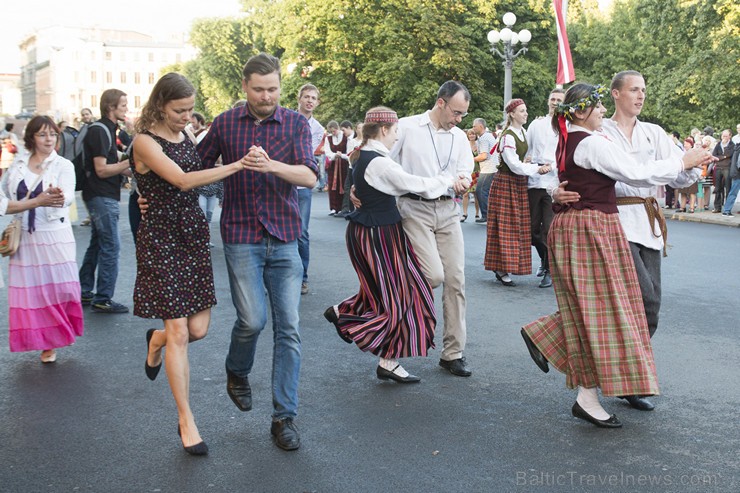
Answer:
[{"left": 173, "top": 0, "right": 739, "bottom": 137}]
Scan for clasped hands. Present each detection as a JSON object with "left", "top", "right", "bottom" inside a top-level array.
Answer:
[
  {"left": 241, "top": 146, "right": 272, "bottom": 173},
  {"left": 37, "top": 185, "right": 65, "bottom": 208}
]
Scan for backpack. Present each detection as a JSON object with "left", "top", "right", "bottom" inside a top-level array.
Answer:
[{"left": 68, "top": 122, "right": 112, "bottom": 191}]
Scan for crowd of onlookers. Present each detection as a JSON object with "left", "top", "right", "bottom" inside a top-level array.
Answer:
[{"left": 664, "top": 125, "right": 739, "bottom": 216}]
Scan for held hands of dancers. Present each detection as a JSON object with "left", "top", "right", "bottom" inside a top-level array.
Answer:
[
  {"left": 538, "top": 165, "right": 552, "bottom": 175},
  {"left": 682, "top": 147, "right": 717, "bottom": 170},
  {"left": 452, "top": 175, "right": 471, "bottom": 194},
  {"left": 241, "top": 145, "right": 272, "bottom": 173}
]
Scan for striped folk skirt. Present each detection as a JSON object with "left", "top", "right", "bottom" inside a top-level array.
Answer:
[
  {"left": 336, "top": 221, "right": 436, "bottom": 359},
  {"left": 7, "top": 226, "right": 84, "bottom": 352},
  {"left": 522, "top": 209, "right": 659, "bottom": 397},
  {"left": 484, "top": 172, "right": 532, "bottom": 274}
]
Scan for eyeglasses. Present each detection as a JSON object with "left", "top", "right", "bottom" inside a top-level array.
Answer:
[
  {"left": 36, "top": 132, "right": 59, "bottom": 139},
  {"left": 443, "top": 100, "right": 468, "bottom": 119}
]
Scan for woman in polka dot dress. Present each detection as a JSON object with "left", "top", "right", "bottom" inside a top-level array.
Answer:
[{"left": 131, "top": 73, "right": 248, "bottom": 456}]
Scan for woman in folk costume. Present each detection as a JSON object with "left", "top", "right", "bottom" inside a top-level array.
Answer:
[
  {"left": 325, "top": 120, "right": 350, "bottom": 215},
  {"left": 484, "top": 98, "right": 552, "bottom": 287},
  {"left": 520, "top": 83, "right": 709, "bottom": 428},
  {"left": 1, "top": 116, "right": 83, "bottom": 363},
  {"left": 324, "top": 107, "right": 465, "bottom": 383}
]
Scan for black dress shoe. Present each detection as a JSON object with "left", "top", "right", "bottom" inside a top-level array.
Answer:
[
  {"left": 376, "top": 365, "right": 421, "bottom": 383},
  {"left": 323, "top": 306, "right": 353, "bottom": 344},
  {"left": 271, "top": 418, "right": 300, "bottom": 451},
  {"left": 495, "top": 272, "right": 516, "bottom": 287},
  {"left": 571, "top": 402, "right": 622, "bottom": 428},
  {"left": 145, "top": 329, "right": 162, "bottom": 381},
  {"left": 178, "top": 425, "right": 209, "bottom": 456},
  {"left": 438, "top": 357, "right": 472, "bottom": 377},
  {"left": 520, "top": 329, "right": 549, "bottom": 373},
  {"left": 619, "top": 395, "right": 655, "bottom": 411},
  {"left": 226, "top": 367, "right": 252, "bottom": 412}
]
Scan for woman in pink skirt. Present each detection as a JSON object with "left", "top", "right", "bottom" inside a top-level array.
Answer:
[
  {"left": 1, "top": 116, "right": 83, "bottom": 363},
  {"left": 520, "top": 84, "right": 711, "bottom": 428}
]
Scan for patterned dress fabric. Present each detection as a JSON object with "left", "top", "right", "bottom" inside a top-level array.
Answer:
[
  {"left": 522, "top": 209, "right": 659, "bottom": 397},
  {"left": 8, "top": 177, "right": 83, "bottom": 351},
  {"left": 337, "top": 221, "right": 436, "bottom": 359},
  {"left": 484, "top": 129, "right": 532, "bottom": 275},
  {"left": 131, "top": 132, "right": 216, "bottom": 319}
]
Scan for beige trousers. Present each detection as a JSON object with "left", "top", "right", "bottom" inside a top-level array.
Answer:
[{"left": 397, "top": 197, "right": 466, "bottom": 360}]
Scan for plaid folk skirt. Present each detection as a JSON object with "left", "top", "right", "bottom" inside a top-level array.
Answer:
[
  {"left": 522, "top": 208, "right": 659, "bottom": 397},
  {"left": 483, "top": 172, "right": 531, "bottom": 274}
]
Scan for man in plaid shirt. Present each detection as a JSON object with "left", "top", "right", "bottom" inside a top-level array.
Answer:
[{"left": 198, "top": 53, "right": 318, "bottom": 451}]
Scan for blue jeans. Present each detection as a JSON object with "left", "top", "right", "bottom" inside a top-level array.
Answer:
[
  {"left": 199, "top": 194, "right": 219, "bottom": 223},
  {"left": 475, "top": 173, "right": 495, "bottom": 219},
  {"left": 722, "top": 177, "right": 740, "bottom": 213},
  {"left": 224, "top": 237, "right": 302, "bottom": 419},
  {"left": 79, "top": 196, "right": 121, "bottom": 303},
  {"left": 297, "top": 187, "right": 312, "bottom": 282}
]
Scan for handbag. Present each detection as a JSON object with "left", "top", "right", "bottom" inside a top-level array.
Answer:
[
  {"left": 0, "top": 218, "right": 21, "bottom": 256},
  {"left": 0, "top": 162, "right": 51, "bottom": 257}
]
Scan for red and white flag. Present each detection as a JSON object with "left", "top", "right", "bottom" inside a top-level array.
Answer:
[{"left": 553, "top": 0, "right": 575, "bottom": 85}]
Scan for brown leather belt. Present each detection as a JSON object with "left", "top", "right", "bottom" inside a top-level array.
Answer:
[{"left": 615, "top": 196, "right": 668, "bottom": 257}]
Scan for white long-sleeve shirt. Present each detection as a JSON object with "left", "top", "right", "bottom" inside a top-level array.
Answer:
[
  {"left": 499, "top": 126, "right": 542, "bottom": 177},
  {"left": 601, "top": 119, "right": 700, "bottom": 250},
  {"left": 362, "top": 139, "right": 453, "bottom": 198},
  {"left": 525, "top": 116, "right": 559, "bottom": 190},
  {"left": 390, "top": 110, "right": 473, "bottom": 198}
]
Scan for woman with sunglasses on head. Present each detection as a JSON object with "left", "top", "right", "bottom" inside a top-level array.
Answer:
[
  {"left": 520, "top": 83, "right": 711, "bottom": 428},
  {"left": 1, "top": 116, "right": 82, "bottom": 363}
]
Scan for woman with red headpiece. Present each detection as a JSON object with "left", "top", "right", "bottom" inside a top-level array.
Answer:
[
  {"left": 484, "top": 98, "right": 551, "bottom": 287},
  {"left": 324, "top": 106, "right": 462, "bottom": 383},
  {"left": 519, "top": 83, "right": 711, "bottom": 428}
]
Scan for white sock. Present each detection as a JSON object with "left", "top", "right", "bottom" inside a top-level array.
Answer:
[
  {"left": 496, "top": 271, "right": 513, "bottom": 282},
  {"left": 379, "top": 358, "right": 409, "bottom": 377},
  {"left": 576, "top": 386, "right": 610, "bottom": 420}
]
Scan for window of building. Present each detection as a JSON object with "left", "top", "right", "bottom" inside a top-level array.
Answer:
[
  {"left": 91, "top": 95, "right": 97, "bottom": 108},
  {"left": 91, "top": 71, "right": 97, "bottom": 83},
  {"left": 105, "top": 51, "right": 112, "bottom": 61},
  {"left": 134, "top": 72, "right": 141, "bottom": 84},
  {"left": 148, "top": 73, "right": 155, "bottom": 84},
  {"left": 176, "top": 54, "right": 182, "bottom": 63},
  {"left": 120, "top": 52, "right": 126, "bottom": 62},
  {"left": 120, "top": 72, "right": 127, "bottom": 83},
  {"left": 134, "top": 52, "right": 140, "bottom": 62},
  {"left": 135, "top": 96, "right": 141, "bottom": 108},
  {"left": 90, "top": 51, "right": 96, "bottom": 60},
  {"left": 148, "top": 52, "right": 154, "bottom": 62},
  {"left": 106, "top": 72, "right": 112, "bottom": 83}
]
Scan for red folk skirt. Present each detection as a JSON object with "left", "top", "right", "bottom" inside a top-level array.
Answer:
[
  {"left": 483, "top": 171, "right": 531, "bottom": 274},
  {"left": 522, "top": 208, "right": 659, "bottom": 397},
  {"left": 336, "top": 221, "right": 436, "bottom": 359}
]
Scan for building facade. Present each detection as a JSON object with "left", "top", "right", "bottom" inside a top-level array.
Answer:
[{"left": 19, "top": 27, "right": 196, "bottom": 126}]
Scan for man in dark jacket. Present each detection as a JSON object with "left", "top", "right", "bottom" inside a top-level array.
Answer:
[{"left": 711, "top": 129, "right": 735, "bottom": 212}]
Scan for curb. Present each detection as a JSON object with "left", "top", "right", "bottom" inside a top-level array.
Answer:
[{"left": 664, "top": 210, "right": 740, "bottom": 228}]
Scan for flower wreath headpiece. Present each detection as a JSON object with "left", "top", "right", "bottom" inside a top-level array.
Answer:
[{"left": 556, "top": 84, "right": 608, "bottom": 121}]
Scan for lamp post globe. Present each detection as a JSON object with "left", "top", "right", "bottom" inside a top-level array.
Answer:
[{"left": 487, "top": 12, "right": 532, "bottom": 121}]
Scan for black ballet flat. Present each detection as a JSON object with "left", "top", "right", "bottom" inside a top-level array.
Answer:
[
  {"left": 323, "top": 306, "right": 353, "bottom": 344},
  {"left": 521, "top": 329, "right": 549, "bottom": 373},
  {"left": 571, "top": 402, "right": 622, "bottom": 429},
  {"left": 145, "top": 329, "right": 162, "bottom": 381},
  {"left": 495, "top": 272, "right": 516, "bottom": 287},
  {"left": 178, "top": 425, "right": 209, "bottom": 456}
]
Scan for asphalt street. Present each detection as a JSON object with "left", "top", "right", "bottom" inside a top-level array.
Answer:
[{"left": 1, "top": 191, "right": 738, "bottom": 493}]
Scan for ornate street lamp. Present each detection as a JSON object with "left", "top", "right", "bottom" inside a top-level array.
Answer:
[{"left": 487, "top": 12, "right": 532, "bottom": 121}]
